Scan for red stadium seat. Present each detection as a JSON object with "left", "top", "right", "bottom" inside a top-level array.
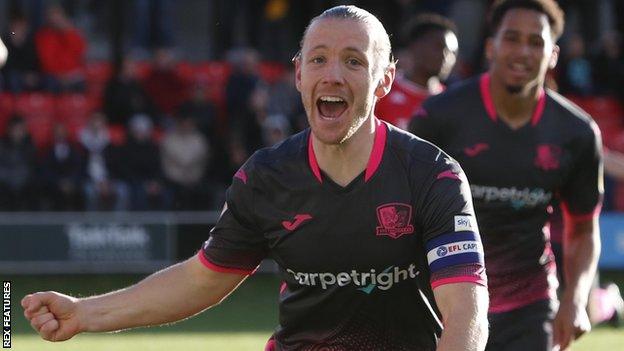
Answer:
[
  {"left": 0, "top": 93, "right": 16, "bottom": 134},
  {"left": 85, "top": 61, "right": 112, "bottom": 96},
  {"left": 85, "top": 61, "right": 113, "bottom": 85},
  {"left": 573, "top": 96, "right": 623, "bottom": 124},
  {"left": 14, "top": 93, "right": 56, "bottom": 148},
  {"left": 134, "top": 61, "right": 152, "bottom": 80},
  {"left": 193, "top": 61, "right": 231, "bottom": 86},
  {"left": 55, "top": 94, "right": 98, "bottom": 140},
  {"left": 108, "top": 125, "right": 127, "bottom": 146},
  {"left": 259, "top": 62, "right": 286, "bottom": 84},
  {"left": 175, "top": 61, "right": 196, "bottom": 83},
  {"left": 27, "top": 121, "right": 55, "bottom": 148},
  {"left": 14, "top": 93, "right": 56, "bottom": 120},
  {"left": 566, "top": 95, "right": 624, "bottom": 147}
]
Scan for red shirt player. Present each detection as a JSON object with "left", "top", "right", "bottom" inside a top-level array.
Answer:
[{"left": 375, "top": 14, "right": 458, "bottom": 130}]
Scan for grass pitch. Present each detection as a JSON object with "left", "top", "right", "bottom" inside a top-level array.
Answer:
[{"left": 6, "top": 272, "right": 624, "bottom": 350}]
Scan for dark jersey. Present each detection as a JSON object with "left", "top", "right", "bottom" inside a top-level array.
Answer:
[
  {"left": 410, "top": 73, "right": 603, "bottom": 313},
  {"left": 201, "top": 119, "right": 486, "bottom": 350}
]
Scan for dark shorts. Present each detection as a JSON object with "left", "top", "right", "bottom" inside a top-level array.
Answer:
[{"left": 486, "top": 299, "right": 556, "bottom": 351}]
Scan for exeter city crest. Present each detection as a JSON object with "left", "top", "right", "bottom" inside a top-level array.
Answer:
[
  {"left": 376, "top": 203, "right": 414, "bottom": 239},
  {"left": 534, "top": 144, "right": 561, "bottom": 171}
]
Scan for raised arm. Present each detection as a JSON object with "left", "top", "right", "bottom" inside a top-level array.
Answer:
[
  {"left": 22, "top": 255, "right": 246, "bottom": 341},
  {"left": 434, "top": 283, "right": 489, "bottom": 351}
]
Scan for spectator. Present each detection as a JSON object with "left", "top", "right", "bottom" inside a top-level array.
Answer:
[
  {"left": 39, "top": 124, "right": 84, "bottom": 210},
  {"left": 225, "top": 47, "right": 265, "bottom": 156},
  {"left": 1, "top": 12, "right": 42, "bottom": 92},
  {"left": 0, "top": 116, "right": 37, "bottom": 210},
  {"left": 35, "top": 4, "right": 86, "bottom": 92},
  {"left": 178, "top": 84, "right": 219, "bottom": 140},
  {"left": 79, "top": 112, "right": 129, "bottom": 211},
  {"left": 161, "top": 115, "right": 211, "bottom": 210},
  {"left": 177, "top": 85, "right": 226, "bottom": 188},
  {"left": 592, "top": 30, "right": 624, "bottom": 98},
  {"left": 266, "top": 66, "right": 305, "bottom": 132},
  {"left": 559, "top": 33, "right": 594, "bottom": 95},
  {"left": 119, "top": 114, "right": 168, "bottom": 210},
  {"left": 261, "top": 113, "right": 291, "bottom": 146},
  {"left": 103, "top": 57, "right": 155, "bottom": 125},
  {"left": 143, "top": 47, "right": 189, "bottom": 120}
]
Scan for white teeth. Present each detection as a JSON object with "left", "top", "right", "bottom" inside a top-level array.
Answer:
[{"left": 319, "top": 96, "right": 345, "bottom": 102}]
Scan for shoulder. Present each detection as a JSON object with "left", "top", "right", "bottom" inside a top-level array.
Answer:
[
  {"left": 238, "top": 130, "right": 307, "bottom": 184},
  {"left": 385, "top": 123, "right": 459, "bottom": 172},
  {"left": 545, "top": 90, "right": 601, "bottom": 141},
  {"left": 422, "top": 76, "right": 481, "bottom": 113}
]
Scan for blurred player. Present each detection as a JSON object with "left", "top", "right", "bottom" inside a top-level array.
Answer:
[
  {"left": 410, "top": 1, "right": 602, "bottom": 350},
  {"left": 375, "top": 13, "right": 458, "bottom": 130},
  {"left": 551, "top": 148, "right": 624, "bottom": 327},
  {"left": 22, "top": 5, "right": 489, "bottom": 350}
]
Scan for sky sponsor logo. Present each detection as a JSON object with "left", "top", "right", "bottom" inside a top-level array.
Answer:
[{"left": 454, "top": 215, "right": 477, "bottom": 232}]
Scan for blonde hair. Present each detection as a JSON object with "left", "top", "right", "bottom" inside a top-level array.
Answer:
[{"left": 297, "top": 5, "right": 396, "bottom": 74}]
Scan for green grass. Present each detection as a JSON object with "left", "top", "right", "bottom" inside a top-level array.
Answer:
[
  {"left": 9, "top": 273, "right": 281, "bottom": 334},
  {"left": 574, "top": 328, "right": 624, "bottom": 351},
  {"left": 8, "top": 273, "right": 280, "bottom": 350},
  {"left": 6, "top": 272, "right": 624, "bottom": 350}
]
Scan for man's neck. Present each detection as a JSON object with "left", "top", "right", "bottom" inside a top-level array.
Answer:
[
  {"left": 312, "top": 117, "right": 376, "bottom": 187},
  {"left": 490, "top": 75, "right": 542, "bottom": 129}
]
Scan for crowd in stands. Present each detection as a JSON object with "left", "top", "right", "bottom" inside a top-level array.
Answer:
[
  {"left": 0, "top": 5, "right": 304, "bottom": 211},
  {"left": 0, "top": 1, "right": 624, "bottom": 211}
]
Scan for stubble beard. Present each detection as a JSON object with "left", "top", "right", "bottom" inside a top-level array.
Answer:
[
  {"left": 505, "top": 84, "right": 523, "bottom": 94},
  {"left": 339, "top": 98, "right": 372, "bottom": 144}
]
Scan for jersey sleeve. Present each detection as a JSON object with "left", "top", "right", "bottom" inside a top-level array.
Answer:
[
  {"left": 416, "top": 155, "right": 486, "bottom": 289},
  {"left": 199, "top": 162, "right": 269, "bottom": 275},
  {"left": 560, "top": 121, "right": 604, "bottom": 221}
]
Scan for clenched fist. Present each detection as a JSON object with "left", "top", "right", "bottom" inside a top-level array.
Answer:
[{"left": 22, "top": 292, "right": 83, "bottom": 342}]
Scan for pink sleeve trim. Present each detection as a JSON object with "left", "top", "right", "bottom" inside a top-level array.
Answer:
[
  {"left": 196, "top": 250, "right": 255, "bottom": 275},
  {"left": 431, "top": 276, "right": 487, "bottom": 290},
  {"left": 561, "top": 202, "right": 602, "bottom": 222}
]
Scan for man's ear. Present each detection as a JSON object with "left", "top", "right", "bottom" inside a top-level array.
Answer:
[
  {"left": 374, "top": 64, "right": 396, "bottom": 99},
  {"left": 549, "top": 44, "right": 560, "bottom": 69},
  {"left": 294, "top": 56, "right": 302, "bottom": 92},
  {"left": 485, "top": 37, "right": 494, "bottom": 62}
]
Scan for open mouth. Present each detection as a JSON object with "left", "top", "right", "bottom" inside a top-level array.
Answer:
[
  {"left": 316, "top": 96, "right": 348, "bottom": 119},
  {"left": 508, "top": 62, "right": 530, "bottom": 75}
]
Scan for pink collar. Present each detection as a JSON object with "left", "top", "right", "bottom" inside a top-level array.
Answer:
[
  {"left": 307, "top": 119, "right": 387, "bottom": 183},
  {"left": 479, "top": 73, "right": 546, "bottom": 127}
]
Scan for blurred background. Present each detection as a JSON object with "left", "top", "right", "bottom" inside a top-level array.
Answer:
[{"left": 0, "top": 0, "right": 623, "bottom": 350}]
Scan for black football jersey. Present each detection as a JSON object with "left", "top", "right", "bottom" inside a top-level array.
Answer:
[
  {"left": 410, "top": 73, "right": 603, "bottom": 313},
  {"left": 201, "top": 119, "right": 486, "bottom": 350}
]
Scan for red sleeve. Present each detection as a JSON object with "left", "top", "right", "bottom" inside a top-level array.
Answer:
[
  {"left": 63, "top": 29, "right": 86, "bottom": 58},
  {"left": 35, "top": 28, "right": 85, "bottom": 74}
]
